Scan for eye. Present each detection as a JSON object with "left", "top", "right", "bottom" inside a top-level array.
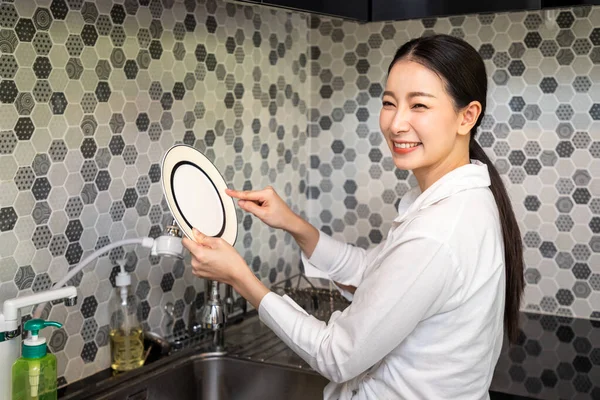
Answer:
[
  {"left": 382, "top": 101, "right": 395, "bottom": 107},
  {"left": 412, "top": 103, "right": 428, "bottom": 109}
]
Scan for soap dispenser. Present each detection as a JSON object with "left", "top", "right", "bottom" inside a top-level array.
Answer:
[
  {"left": 12, "top": 318, "right": 61, "bottom": 400},
  {"left": 109, "top": 262, "right": 145, "bottom": 372}
]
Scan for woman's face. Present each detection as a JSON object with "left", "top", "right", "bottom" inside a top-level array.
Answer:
[{"left": 379, "top": 59, "right": 478, "bottom": 186}]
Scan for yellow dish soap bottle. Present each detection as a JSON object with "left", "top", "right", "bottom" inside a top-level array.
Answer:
[
  {"left": 12, "top": 318, "right": 62, "bottom": 400},
  {"left": 109, "top": 263, "right": 145, "bottom": 372}
]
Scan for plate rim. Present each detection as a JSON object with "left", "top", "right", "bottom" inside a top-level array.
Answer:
[{"left": 161, "top": 144, "right": 238, "bottom": 246}]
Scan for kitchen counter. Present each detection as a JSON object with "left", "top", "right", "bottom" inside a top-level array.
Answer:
[
  {"left": 490, "top": 311, "right": 600, "bottom": 399},
  {"left": 58, "top": 300, "right": 599, "bottom": 399}
]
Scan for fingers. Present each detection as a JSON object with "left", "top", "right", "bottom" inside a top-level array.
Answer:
[
  {"left": 192, "top": 228, "right": 220, "bottom": 248},
  {"left": 190, "top": 256, "right": 211, "bottom": 279},
  {"left": 226, "top": 186, "right": 276, "bottom": 201},
  {"left": 184, "top": 231, "right": 225, "bottom": 282},
  {"left": 227, "top": 187, "right": 278, "bottom": 219},
  {"left": 183, "top": 241, "right": 206, "bottom": 280},
  {"left": 237, "top": 199, "right": 266, "bottom": 218},
  {"left": 183, "top": 236, "right": 211, "bottom": 277},
  {"left": 181, "top": 236, "right": 198, "bottom": 252},
  {"left": 182, "top": 236, "right": 205, "bottom": 257},
  {"left": 226, "top": 188, "right": 264, "bottom": 201},
  {"left": 192, "top": 227, "right": 207, "bottom": 243}
]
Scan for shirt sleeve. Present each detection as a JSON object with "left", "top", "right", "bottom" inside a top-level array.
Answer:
[
  {"left": 259, "top": 233, "right": 460, "bottom": 384},
  {"left": 301, "top": 230, "right": 386, "bottom": 288}
]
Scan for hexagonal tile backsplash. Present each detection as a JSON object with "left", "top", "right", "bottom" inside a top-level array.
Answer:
[
  {"left": 306, "top": 6, "right": 600, "bottom": 323},
  {"left": 0, "top": 0, "right": 599, "bottom": 389},
  {"left": 0, "top": 0, "right": 309, "bottom": 386}
]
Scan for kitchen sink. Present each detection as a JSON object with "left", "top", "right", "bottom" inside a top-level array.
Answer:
[
  {"left": 82, "top": 354, "right": 329, "bottom": 400},
  {"left": 59, "top": 312, "right": 330, "bottom": 400},
  {"left": 58, "top": 282, "right": 344, "bottom": 400}
]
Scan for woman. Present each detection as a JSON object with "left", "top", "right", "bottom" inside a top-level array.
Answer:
[{"left": 182, "top": 34, "right": 524, "bottom": 399}]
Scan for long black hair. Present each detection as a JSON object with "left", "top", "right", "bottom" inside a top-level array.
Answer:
[{"left": 388, "top": 34, "right": 524, "bottom": 344}]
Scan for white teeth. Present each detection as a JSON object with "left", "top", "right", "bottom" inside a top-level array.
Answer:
[{"left": 394, "top": 142, "right": 421, "bottom": 149}]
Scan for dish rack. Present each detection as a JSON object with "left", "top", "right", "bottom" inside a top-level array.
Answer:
[{"left": 271, "top": 273, "right": 351, "bottom": 321}]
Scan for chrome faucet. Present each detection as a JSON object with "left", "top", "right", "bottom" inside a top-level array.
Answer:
[
  {"left": 198, "top": 280, "right": 226, "bottom": 331},
  {"left": 190, "top": 279, "right": 247, "bottom": 353},
  {"left": 190, "top": 280, "right": 227, "bottom": 354},
  {"left": 161, "top": 220, "right": 245, "bottom": 353}
]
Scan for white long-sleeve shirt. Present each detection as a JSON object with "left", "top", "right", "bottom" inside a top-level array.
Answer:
[{"left": 259, "top": 161, "right": 506, "bottom": 399}]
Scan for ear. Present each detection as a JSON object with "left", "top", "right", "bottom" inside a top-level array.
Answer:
[{"left": 457, "top": 101, "right": 482, "bottom": 136}]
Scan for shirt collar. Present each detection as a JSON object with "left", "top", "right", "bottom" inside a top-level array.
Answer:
[{"left": 395, "top": 160, "right": 491, "bottom": 223}]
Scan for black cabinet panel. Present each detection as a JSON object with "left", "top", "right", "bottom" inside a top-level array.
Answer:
[
  {"left": 371, "top": 0, "right": 541, "bottom": 22},
  {"left": 244, "top": 0, "right": 598, "bottom": 24},
  {"left": 542, "top": 0, "right": 600, "bottom": 8},
  {"left": 262, "top": 0, "right": 369, "bottom": 21}
]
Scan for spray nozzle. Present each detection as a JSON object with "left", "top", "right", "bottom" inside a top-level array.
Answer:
[{"left": 24, "top": 319, "right": 62, "bottom": 339}]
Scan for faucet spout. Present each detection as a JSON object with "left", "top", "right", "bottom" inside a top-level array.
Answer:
[
  {"left": 199, "top": 280, "right": 226, "bottom": 330},
  {"left": 185, "top": 280, "right": 227, "bottom": 354},
  {"left": 2, "top": 286, "right": 77, "bottom": 331}
]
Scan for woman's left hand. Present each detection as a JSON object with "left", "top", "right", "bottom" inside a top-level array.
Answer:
[
  {"left": 182, "top": 228, "right": 247, "bottom": 286},
  {"left": 182, "top": 228, "right": 271, "bottom": 309}
]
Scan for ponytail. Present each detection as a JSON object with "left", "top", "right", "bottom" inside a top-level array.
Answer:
[{"left": 470, "top": 139, "right": 524, "bottom": 344}]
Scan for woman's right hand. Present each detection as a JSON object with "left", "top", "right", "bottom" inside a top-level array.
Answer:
[{"left": 225, "top": 186, "right": 298, "bottom": 231}]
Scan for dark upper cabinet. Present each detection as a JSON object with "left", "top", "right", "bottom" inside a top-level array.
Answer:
[
  {"left": 241, "top": 0, "right": 599, "bottom": 22},
  {"left": 541, "top": 0, "right": 600, "bottom": 8},
  {"left": 262, "top": 0, "right": 369, "bottom": 21},
  {"left": 370, "top": 0, "right": 541, "bottom": 22}
]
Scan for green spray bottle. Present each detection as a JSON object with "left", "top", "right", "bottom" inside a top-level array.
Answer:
[{"left": 12, "top": 319, "right": 62, "bottom": 400}]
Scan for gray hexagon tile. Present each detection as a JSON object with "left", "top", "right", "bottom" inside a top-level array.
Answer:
[
  {"left": 0, "top": 0, "right": 598, "bottom": 391},
  {"left": 0, "top": 0, "right": 309, "bottom": 388}
]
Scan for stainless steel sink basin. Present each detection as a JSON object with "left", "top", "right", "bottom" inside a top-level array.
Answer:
[
  {"left": 59, "top": 314, "right": 331, "bottom": 400},
  {"left": 84, "top": 354, "right": 329, "bottom": 400}
]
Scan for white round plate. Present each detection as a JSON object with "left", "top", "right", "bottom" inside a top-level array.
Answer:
[{"left": 161, "top": 145, "right": 237, "bottom": 246}]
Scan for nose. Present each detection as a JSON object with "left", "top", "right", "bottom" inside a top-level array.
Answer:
[{"left": 389, "top": 108, "right": 410, "bottom": 135}]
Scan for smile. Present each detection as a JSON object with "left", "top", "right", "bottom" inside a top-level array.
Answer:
[
  {"left": 392, "top": 141, "right": 421, "bottom": 154},
  {"left": 393, "top": 142, "right": 421, "bottom": 149}
]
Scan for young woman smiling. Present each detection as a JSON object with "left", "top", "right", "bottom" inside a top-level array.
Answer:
[{"left": 183, "top": 34, "right": 524, "bottom": 399}]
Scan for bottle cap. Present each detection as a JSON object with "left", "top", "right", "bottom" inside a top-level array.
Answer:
[
  {"left": 22, "top": 319, "right": 62, "bottom": 359},
  {"left": 116, "top": 271, "right": 131, "bottom": 287}
]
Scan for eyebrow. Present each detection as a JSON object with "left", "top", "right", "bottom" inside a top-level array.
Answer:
[{"left": 382, "top": 91, "right": 436, "bottom": 99}]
